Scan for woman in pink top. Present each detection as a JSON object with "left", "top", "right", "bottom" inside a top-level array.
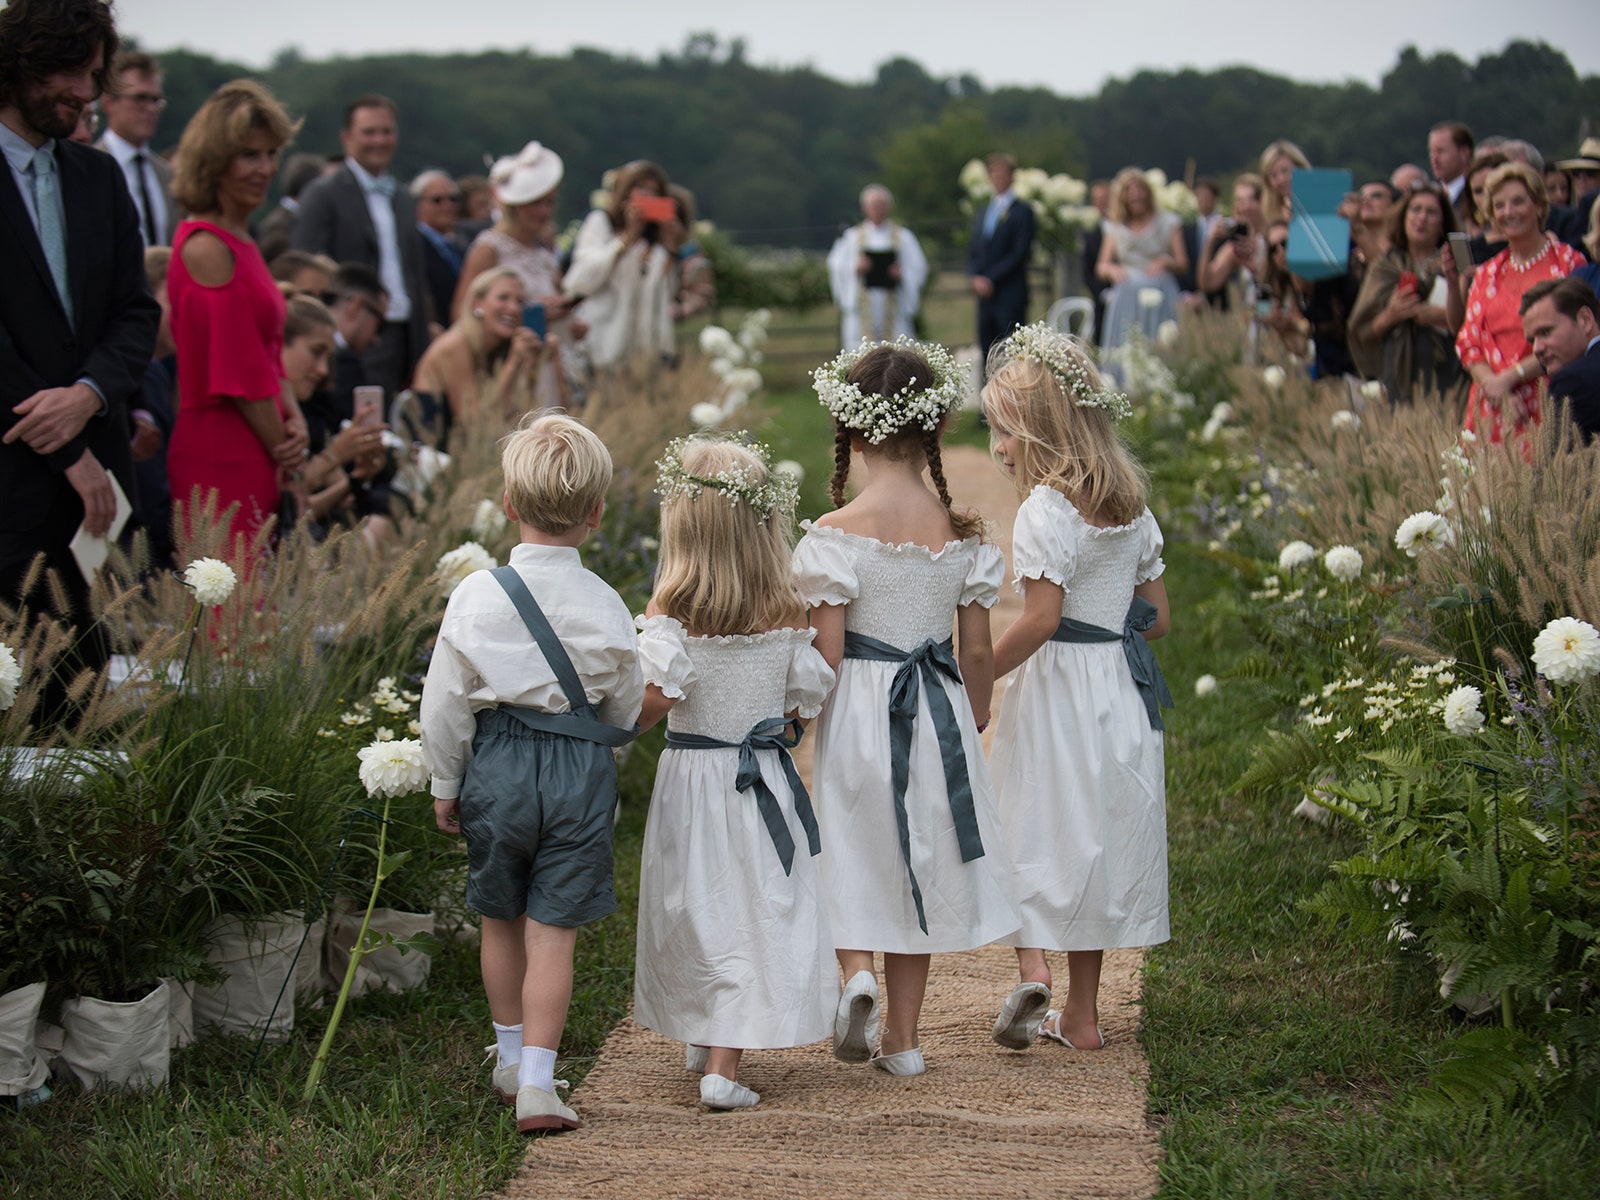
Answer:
[{"left": 166, "top": 80, "right": 306, "bottom": 552}]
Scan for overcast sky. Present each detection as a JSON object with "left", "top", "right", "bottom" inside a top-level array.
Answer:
[{"left": 117, "top": 0, "right": 1599, "bottom": 93}]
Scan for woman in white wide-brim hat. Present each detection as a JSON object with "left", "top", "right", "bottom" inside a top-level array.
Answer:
[{"left": 451, "top": 140, "right": 582, "bottom": 407}]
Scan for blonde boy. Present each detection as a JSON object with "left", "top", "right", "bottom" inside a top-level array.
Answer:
[{"left": 422, "top": 413, "right": 643, "bottom": 1133}]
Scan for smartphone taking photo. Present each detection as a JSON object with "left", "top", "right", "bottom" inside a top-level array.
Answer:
[
  {"left": 352, "top": 385, "right": 384, "bottom": 427},
  {"left": 1446, "top": 232, "right": 1473, "bottom": 274},
  {"left": 521, "top": 303, "right": 546, "bottom": 338}
]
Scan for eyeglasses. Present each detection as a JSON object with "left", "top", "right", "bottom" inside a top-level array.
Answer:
[
  {"left": 1269, "top": 240, "right": 1288, "bottom": 251},
  {"left": 423, "top": 193, "right": 460, "bottom": 204},
  {"left": 118, "top": 92, "right": 167, "bottom": 109},
  {"left": 1359, "top": 190, "right": 1392, "bottom": 203}
]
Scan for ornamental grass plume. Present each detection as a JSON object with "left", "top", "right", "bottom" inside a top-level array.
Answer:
[{"left": 1531, "top": 617, "right": 1600, "bottom": 686}]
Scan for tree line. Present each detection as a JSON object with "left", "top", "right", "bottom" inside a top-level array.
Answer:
[{"left": 144, "top": 34, "right": 1598, "bottom": 251}]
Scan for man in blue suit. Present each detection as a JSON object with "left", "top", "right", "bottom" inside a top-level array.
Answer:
[{"left": 968, "top": 153, "right": 1036, "bottom": 373}]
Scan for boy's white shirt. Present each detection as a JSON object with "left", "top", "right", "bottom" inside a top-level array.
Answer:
[{"left": 420, "top": 542, "right": 644, "bottom": 798}]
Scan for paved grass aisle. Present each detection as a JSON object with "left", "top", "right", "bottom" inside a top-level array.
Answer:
[{"left": 503, "top": 447, "right": 1161, "bottom": 1200}]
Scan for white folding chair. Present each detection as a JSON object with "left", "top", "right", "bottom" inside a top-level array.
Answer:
[{"left": 1045, "top": 296, "right": 1096, "bottom": 344}]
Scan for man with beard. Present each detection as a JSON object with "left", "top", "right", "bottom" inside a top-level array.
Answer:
[{"left": 0, "top": 0, "right": 159, "bottom": 716}]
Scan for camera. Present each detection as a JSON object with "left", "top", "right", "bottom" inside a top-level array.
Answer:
[{"left": 1230, "top": 221, "right": 1253, "bottom": 240}]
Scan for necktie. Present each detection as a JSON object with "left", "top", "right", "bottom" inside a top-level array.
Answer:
[
  {"left": 983, "top": 197, "right": 1003, "bottom": 239},
  {"left": 30, "top": 147, "right": 73, "bottom": 326},
  {"left": 132, "top": 151, "right": 158, "bottom": 245}
]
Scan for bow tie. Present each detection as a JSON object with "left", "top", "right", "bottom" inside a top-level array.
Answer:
[{"left": 365, "top": 175, "right": 396, "bottom": 198}]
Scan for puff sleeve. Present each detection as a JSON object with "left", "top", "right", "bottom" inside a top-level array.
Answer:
[
  {"left": 1136, "top": 510, "right": 1167, "bottom": 584},
  {"left": 173, "top": 274, "right": 284, "bottom": 408},
  {"left": 635, "top": 614, "right": 698, "bottom": 700},
  {"left": 792, "top": 525, "right": 860, "bottom": 608},
  {"left": 960, "top": 541, "right": 1005, "bottom": 608},
  {"left": 785, "top": 629, "right": 837, "bottom": 718},
  {"left": 1011, "top": 487, "right": 1077, "bottom": 594}
]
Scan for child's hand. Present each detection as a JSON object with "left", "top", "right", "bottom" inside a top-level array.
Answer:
[{"left": 434, "top": 796, "right": 461, "bottom": 834}]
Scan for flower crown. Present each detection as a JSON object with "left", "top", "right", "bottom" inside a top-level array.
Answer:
[
  {"left": 655, "top": 432, "right": 797, "bottom": 520},
  {"left": 812, "top": 336, "right": 965, "bottom": 445},
  {"left": 991, "top": 323, "right": 1132, "bottom": 421}
]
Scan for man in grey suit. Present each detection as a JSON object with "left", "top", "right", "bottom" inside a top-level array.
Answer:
[
  {"left": 291, "top": 94, "right": 428, "bottom": 398},
  {"left": 95, "top": 48, "right": 173, "bottom": 248}
]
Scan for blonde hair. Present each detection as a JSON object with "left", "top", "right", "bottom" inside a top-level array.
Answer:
[
  {"left": 500, "top": 412, "right": 612, "bottom": 534},
  {"left": 1259, "top": 139, "right": 1310, "bottom": 224},
  {"left": 982, "top": 353, "right": 1148, "bottom": 527},
  {"left": 457, "top": 265, "right": 525, "bottom": 363},
  {"left": 1108, "top": 167, "right": 1158, "bottom": 224},
  {"left": 1483, "top": 161, "right": 1550, "bottom": 230},
  {"left": 652, "top": 440, "right": 805, "bottom": 637},
  {"left": 172, "top": 80, "right": 301, "bottom": 213},
  {"left": 282, "top": 291, "right": 334, "bottom": 345}
]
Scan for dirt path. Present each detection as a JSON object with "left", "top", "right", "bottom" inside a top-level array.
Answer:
[{"left": 501, "top": 446, "right": 1162, "bottom": 1200}]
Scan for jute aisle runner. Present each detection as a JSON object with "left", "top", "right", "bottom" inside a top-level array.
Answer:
[{"left": 503, "top": 446, "right": 1162, "bottom": 1200}]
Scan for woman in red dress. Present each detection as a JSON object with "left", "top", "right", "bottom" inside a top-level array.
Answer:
[
  {"left": 166, "top": 81, "right": 306, "bottom": 554},
  {"left": 1454, "top": 162, "right": 1584, "bottom": 450}
]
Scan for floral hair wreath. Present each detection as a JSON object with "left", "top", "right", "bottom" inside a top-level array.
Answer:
[
  {"left": 655, "top": 431, "right": 798, "bottom": 520},
  {"left": 812, "top": 336, "right": 965, "bottom": 445},
  {"left": 991, "top": 323, "right": 1133, "bottom": 421}
]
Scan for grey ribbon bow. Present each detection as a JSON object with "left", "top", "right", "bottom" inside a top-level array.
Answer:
[
  {"left": 842, "top": 631, "right": 985, "bottom": 934},
  {"left": 1049, "top": 596, "right": 1174, "bottom": 731},
  {"left": 665, "top": 717, "right": 819, "bottom": 875}
]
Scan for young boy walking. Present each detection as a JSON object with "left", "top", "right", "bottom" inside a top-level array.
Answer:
[{"left": 422, "top": 413, "right": 643, "bottom": 1132}]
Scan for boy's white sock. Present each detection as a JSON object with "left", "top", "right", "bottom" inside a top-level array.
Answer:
[
  {"left": 493, "top": 1022, "right": 523, "bottom": 1068},
  {"left": 518, "top": 1045, "right": 558, "bottom": 1092}
]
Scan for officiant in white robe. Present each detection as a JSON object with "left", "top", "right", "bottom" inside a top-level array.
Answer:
[{"left": 827, "top": 184, "right": 928, "bottom": 348}]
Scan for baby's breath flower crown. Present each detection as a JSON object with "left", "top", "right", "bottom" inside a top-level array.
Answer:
[
  {"left": 812, "top": 337, "right": 964, "bottom": 445},
  {"left": 655, "top": 431, "right": 798, "bottom": 521},
  {"left": 991, "top": 322, "right": 1132, "bottom": 421}
]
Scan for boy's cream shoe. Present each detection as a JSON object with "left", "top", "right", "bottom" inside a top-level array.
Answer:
[
  {"left": 486, "top": 1045, "right": 518, "bottom": 1105},
  {"left": 700, "top": 1073, "right": 759, "bottom": 1110},
  {"left": 516, "top": 1083, "right": 581, "bottom": 1133}
]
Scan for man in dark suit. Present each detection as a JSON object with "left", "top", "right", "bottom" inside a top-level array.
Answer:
[
  {"left": 968, "top": 152, "right": 1036, "bottom": 371},
  {"left": 256, "top": 151, "right": 327, "bottom": 264},
  {"left": 292, "top": 93, "right": 429, "bottom": 400},
  {"left": 0, "top": 0, "right": 160, "bottom": 709},
  {"left": 1522, "top": 277, "right": 1600, "bottom": 443},
  {"left": 411, "top": 168, "right": 466, "bottom": 331},
  {"left": 94, "top": 49, "right": 173, "bottom": 249},
  {"left": 1428, "top": 120, "right": 1475, "bottom": 226}
]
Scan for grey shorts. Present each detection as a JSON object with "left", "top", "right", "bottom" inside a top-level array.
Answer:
[{"left": 458, "top": 707, "right": 619, "bottom": 926}]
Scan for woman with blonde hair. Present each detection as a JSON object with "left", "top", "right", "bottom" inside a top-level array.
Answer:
[
  {"left": 564, "top": 159, "right": 683, "bottom": 372},
  {"left": 450, "top": 142, "right": 583, "bottom": 406},
  {"left": 412, "top": 266, "right": 539, "bottom": 443},
  {"left": 166, "top": 79, "right": 307, "bottom": 552},
  {"left": 1455, "top": 161, "right": 1584, "bottom": 449},
  {"left": 1259, "top": 139, "right": 1310, "bottom": 224},
  {"left": 1095, "top": 167, "right": 1187, "bottom": 355}
]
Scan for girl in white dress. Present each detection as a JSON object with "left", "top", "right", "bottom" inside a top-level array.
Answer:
[
  {"left": 794, "top": 340, "right": 1020, "bottom": 1077},
  {"left": 979, "top": 323, "right": 1173, "bottom": 1053},
  {"left": 633, "top": 433, "right": 837, "bottom": 1111}
]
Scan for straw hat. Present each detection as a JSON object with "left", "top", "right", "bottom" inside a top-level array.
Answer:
[
  {"left": 489, "top": 141, "right": 563, "bottom": 205},
  {"left": 1554, "top": 137, "right": 1600, "bottom": 172}
]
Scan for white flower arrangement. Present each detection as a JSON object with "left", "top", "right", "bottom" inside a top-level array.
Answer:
[
  {"left": 1156, "top": 319, "right": 1180, "bottom": 349},
  {"left": 1194, "top": 674, "right": 1217, "bottom": 698},
  {"left": 1530, "top": 616, "right": 1600, "bottom": 685},
  {"left": 357, "top": 737, "right": 429, "bottom": 800},
  {"left": 813, "top": 336, "right": 965, "bottom": 444},
  {"left": 1441, "top": 685, "right": 1486, "bottom": 736},
  {"left": 689, "top": 402, "right": 723, "bottom": 429},
  {"left": 1331, "top": 409, "right": 1361, "bottom": 432},
  {"left": 1359, "top": 380, "right": 1384, "bottom": 403},
  {"left": 1261, "top": 365, "right": 1287, "bottom": 391},
  {"left": 182, "top": 557, "right": 237, "bottom": 607},
  {"left": 773, "top": 459, "right": 805, "bottom": 486},
  {"left": 991, "top": 323, "right": 1133, "bottom": 421},
  {"left": 435, "top": 541, "right": 496, "bottom": 596},
  {"left": 1137, "top": 287, "right": 1165, "bottom": 310},
  {"left": 655, "top": 432, "right": 798, "bottom": 520},
  {"left": 470, "top": 498, "right": 508, "bottom": 542},
  {"left": 1210, "top": 401, "right": 1234, "bottom": 423},
  {"left": 1278, "top": 541, "right": 1316, "bottom": 572},
  {"left": 1323, "top": 545, "right": 1363, "bottom": 583},
  {"left": 699, "top": 325, "right": 736, "bottom": 358},
  {"left": 0, "top": 641, "right": 19, "bottom": 710},
  {"left": 1394, "top": 511, "right": 1454, "bottom": 557}
]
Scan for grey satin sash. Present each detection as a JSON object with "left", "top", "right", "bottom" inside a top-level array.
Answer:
[
  {"left": 1049, "top": 595, "right": 1174, "bottom": 732},
  {"left": 842, "top": 631, "right": 985, "bottom": 935},
  {"left": 664, "top": 717, "right": 819, "bottom": 875}
]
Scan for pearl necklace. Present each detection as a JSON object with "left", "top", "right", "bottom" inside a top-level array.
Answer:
[{"left": 1508, "top": 240, "right": 1553, "bottom": 271}]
